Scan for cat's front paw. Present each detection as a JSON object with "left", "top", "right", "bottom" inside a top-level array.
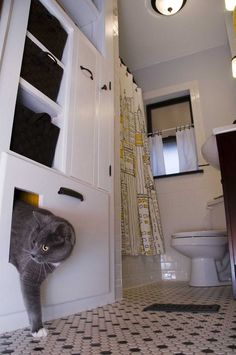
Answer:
[{"left": 32, "top": 327, "right": 48, "bottom": 338}]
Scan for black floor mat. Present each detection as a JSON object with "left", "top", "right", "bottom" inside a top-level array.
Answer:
[{"left": 143, "top": 303, "right": 220, "bottom": 313}]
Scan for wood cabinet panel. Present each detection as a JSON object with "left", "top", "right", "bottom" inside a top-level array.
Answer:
[{"left": 216, "top": 131, "right": 236, "bottom": 298}]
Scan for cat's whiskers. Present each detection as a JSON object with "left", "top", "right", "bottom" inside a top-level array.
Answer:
[
  {"left": 42, "top": 263, "right": 47, "bottom": 279},
  {"left": 46, "top": 262, "right": 53, "bottom": 272},
  {"left": 22, "top": 248, "right": 31, "bottom": 254},
  {"left": 22, "top": 258, "right": 32, "bottom": 271},
  {"left": 20, "top": 254, "right": 32, "bottom": 270},
  {"left": 37, "top": 264, "right": 42, "bottom": 282}
]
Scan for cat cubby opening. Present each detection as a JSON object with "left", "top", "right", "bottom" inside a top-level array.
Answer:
[{"left": 14, "top": 188, "right": 39, "bottom": 207}]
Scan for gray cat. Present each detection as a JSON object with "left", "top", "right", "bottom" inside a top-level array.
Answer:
[{"left": 9, "top": 200, "right": 76, "bottom": 337}]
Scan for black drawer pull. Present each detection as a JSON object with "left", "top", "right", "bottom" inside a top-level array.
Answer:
[
  {"left": 80, "top": 65, "right": 93, "bottom": 80},
  {"left": 58, "top": 187, "right": 84, "bottom": 201}
]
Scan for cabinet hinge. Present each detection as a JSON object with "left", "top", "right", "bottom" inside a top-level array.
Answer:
[{"left": 109, "top": 165, "right": 112, "bottom": 176}]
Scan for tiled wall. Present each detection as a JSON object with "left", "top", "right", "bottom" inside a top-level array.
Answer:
[{"left": 122, "top": 255, "right": 162, "bottom": 288}]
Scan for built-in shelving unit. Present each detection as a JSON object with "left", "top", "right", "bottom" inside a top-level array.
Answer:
[
  {"left": 18, "top": 78, "right": 62, "bottom": 117},
  {"left": 0, "top": 0, "right": 115, "bottom": 334},
  {"left": 10, "top": 0, "right": 75, "bottom": 172},
  {"left": 57, "top": 0, "right": 104, "bottom": 53},
  {"left": 57, "top": 0, "right": 100, "bottom": 27}
]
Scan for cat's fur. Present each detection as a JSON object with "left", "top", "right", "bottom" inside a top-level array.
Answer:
[{"left": 10, "top": 200, "right": 76, "bottom": 337}]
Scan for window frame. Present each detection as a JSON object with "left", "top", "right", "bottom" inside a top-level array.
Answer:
[
  {"left": 144, "top": 81, "right": 206, "bottom": 179},
  {"left": 146, "top": 95, "right": 193, "bottom": 134}
]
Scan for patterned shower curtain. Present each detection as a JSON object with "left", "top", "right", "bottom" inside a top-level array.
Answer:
[{"left": 119, "top": 61, "right": 164, "bottom": 256}]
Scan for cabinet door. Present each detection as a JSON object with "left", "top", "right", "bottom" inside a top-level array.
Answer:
[
  {"left": 70, "top": 30, "right": 98, "bottom": 185},
  {"left": 216, "top": 132, "right": 236, "bottom": 299},
  {"left": 96, "top": 54, "right": 113, "bottom": 191},
  {"left": 96, "top": 0, "right": 114, "bottom": 192},
  {"left": 0, "top": 153, "right": 110, "bottom": 317},
  {"left": 0, "top": 0, "right": 30, "bottom": 154}
]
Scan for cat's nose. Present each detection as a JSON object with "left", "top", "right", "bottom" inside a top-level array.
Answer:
[{"left": 30, "top": 252, "right": 39, "bottom": 260}]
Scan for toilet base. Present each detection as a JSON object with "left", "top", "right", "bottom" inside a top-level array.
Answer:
[{"left": 189, "top": 258, "right": 231, "bottom": 287}]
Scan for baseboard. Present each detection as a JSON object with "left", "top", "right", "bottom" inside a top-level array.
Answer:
[{"left": 0, "top": 292, "right": 115, "bottom": 334}]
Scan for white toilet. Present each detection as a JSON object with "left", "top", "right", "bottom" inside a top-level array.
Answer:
[{"left": 171, "top": 197, "right": 232, "bottom": 287}]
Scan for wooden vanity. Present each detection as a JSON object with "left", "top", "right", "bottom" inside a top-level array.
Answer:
[{"left": 216, "top": 129, "right": 236, "bottom": 299}]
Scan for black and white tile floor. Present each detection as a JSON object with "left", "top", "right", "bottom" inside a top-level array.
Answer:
[{"left": 1, "top": 282, "right": 236, "bottom": 354}]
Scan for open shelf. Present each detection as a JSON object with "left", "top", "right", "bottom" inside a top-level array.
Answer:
[
  {"left": 26, "top": 32, "right": 65, "bottom": 68},
  {"left": 18, "top": 78, "right": 62, "bottom": 117}
]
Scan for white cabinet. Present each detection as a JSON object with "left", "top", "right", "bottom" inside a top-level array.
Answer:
[
  {"left": 0, "top": 0, "right": 76, "bottom": 172},
  {"left": 57, "top": 0, "right": 104, "bottom": 53},
  {"left": 0, "top": 153, "right": 111, "bottom": 328},
  {"left": 70, "top": 29, "right": 112, "bottom": 191},
  {"left": 0, "top": 0, "right": 30, "bottom": 155},
  {"left": 0, "top": 0, "right": 115, "bottom": 333},
  {"left": 96, "top": 50, "right": 114, "bottom": 192},
  {"left": 70, "top": 31, "right": 98, "bottom": 185},
  {"left": 0, "top": 0, "right": 112, "bottom": 190}
]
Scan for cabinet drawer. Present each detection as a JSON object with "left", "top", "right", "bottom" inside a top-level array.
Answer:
[
  {"left": 21, "top": 37, "right": 63, "bottom": 101},
  {"left": 28, "top": 0, "right": 68, "bottom": 60}
]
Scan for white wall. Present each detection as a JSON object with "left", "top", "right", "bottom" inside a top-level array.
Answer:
[
  {"left": 135, "top": 45, "right": 236, "bottom": 136},
  {"left": 122, "top": 45, "right": 236, "bottom": 286}
]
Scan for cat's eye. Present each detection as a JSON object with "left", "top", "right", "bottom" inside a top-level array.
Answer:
[{"left": 42, "top": 244, "right": 49, "bottom": 252}]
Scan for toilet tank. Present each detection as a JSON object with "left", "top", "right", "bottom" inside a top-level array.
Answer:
[{"left": 207, "top": 196, "right": 226, "bottom": 230}]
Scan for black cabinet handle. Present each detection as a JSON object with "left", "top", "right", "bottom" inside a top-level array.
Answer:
[
  {"left": 80, "top": 65, "right": 93, "bottom": 80},
  {"left": 58, "top": 187, "right": 84, "bottom": 201}
]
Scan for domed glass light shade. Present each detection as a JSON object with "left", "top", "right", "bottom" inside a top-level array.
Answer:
[
  {"left": 151, "top": 0, "right": 187, "bottom": 16},
  {"left": 225, "top": 0, "right": 236, "bottom": 11}
]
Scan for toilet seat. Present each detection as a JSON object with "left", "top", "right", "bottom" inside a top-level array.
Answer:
[{"left": 172, "top": 229, "right": 227, "bottom": 239}]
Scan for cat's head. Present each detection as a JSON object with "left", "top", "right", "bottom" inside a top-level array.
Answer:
[{"left": 29, "top": 211, "right": 76, "bottom": 264}]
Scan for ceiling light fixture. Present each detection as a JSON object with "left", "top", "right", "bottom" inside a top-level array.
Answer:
[
  {"left": 225, "top": 0, "right": 236, "bottom": 11},
  {"left": 151, "top": 0, "right": 187, "bottom": 16}
]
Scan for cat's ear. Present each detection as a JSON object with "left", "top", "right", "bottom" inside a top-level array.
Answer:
[{"left": 33, "top": 211, "right": 49, "bottom": 226}]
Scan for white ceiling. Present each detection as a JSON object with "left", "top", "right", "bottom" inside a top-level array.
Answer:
[{"left": 118, "top": 0, "right": 229, "bottom": 72}]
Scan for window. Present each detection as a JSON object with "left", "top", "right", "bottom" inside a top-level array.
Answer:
[
  {"left": 162, "top": 136, "right": 179, "bottom": 174},
  {"left": 147, "top": 95, "right": 200, "bottom": 177}
]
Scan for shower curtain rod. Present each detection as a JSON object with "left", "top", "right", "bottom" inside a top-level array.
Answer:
[
  {"left": 119, "top": 57, "right": 138, "bottom": 86},
  {"left": 147, "top": 124, "right": 194, "bottom": 137}
]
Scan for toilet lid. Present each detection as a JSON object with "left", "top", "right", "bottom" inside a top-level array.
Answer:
[{"left": 172, "top": 230, "right": 227, "bottom": 238}]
